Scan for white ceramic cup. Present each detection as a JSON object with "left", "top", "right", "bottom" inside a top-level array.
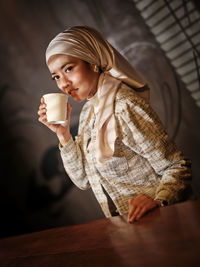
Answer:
[{"left": 43, "top": 93, "right": 68, "bottom": 124}]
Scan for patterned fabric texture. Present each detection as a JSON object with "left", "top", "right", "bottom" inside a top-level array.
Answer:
[{"left": 60, "top": 82, "right": 192, "bottom": 217}]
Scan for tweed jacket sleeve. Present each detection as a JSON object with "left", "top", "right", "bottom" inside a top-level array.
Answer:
[
  {"left": 59, "top": 135, "right": 90, "bottom": 190},
  {"left": 115, "top": 87, "right": 192, "bottom": 205},
  {"left": 59, "top": 102, "right": 92, "bottom": 190}
]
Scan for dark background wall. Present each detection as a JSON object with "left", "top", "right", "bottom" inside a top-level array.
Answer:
[{"left": 0, "top": 0, "right": 199, "bottom": 238}]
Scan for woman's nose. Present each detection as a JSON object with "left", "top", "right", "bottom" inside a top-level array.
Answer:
[{"left": 59, "top": 76, "right": 70, "bottom": 92}]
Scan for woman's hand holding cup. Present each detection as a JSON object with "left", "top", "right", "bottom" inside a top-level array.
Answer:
[{"left": 38, "top": 94, "right": 72, "bottom": 147}]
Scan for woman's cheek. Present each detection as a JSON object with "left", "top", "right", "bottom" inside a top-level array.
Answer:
[{"left": 71, "top": 74, "right": 81, "bottom": 86}]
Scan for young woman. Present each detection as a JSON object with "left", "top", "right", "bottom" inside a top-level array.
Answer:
[{"left": 38, "top": 26, "right": 192, "bottom": 223}]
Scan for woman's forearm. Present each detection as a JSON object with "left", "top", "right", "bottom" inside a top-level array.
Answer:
[{"left": 60, "top": 136, "right": 90, "bottom": 190}]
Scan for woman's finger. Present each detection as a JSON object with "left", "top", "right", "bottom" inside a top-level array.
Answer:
[
  {"left": 128, "top": 198, "right": 142, "bottom": 223},
  {"left": 135, "top": 206, "right": 148, "bottom": 220},
  {"left": 38, "top": 108, "right": 46, "bottom": 116},
  {"left": 41, "top": 97, "right": 45, "bottom": 104},
  {"left": 38, "top": 100, "right": 47, "bottom": 118},
  {"left": 128, "top": 199, "right": 136, "bottom": 215},
  {"left": 129, "top": 205, "right": 141, "bottom": 223},
  {"left": 38, "top": 113, "right": 47, "bottom": 123}
]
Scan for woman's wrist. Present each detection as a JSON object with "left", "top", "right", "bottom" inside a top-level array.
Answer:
[
  {"left": 58, "top": 134, "right": 71, "bottom": 147},
  {"left": 155, "top": 199, "right": 168, "bottom": 207}
]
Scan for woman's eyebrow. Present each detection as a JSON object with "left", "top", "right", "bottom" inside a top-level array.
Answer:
[{"left": 51, "top": 62, "right": 73, "bottom": 75}]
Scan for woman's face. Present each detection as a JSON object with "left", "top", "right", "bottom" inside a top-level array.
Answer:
[{"left": 47, "top": 54, "right": 100, "bottom": 102}]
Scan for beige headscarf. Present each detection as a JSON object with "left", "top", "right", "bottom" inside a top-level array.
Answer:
[{"left": 46, "top": 26, "right": 149, "bottom": 163}]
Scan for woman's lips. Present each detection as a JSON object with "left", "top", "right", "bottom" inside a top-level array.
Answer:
[
  {"left": 67, "top": 88, "right": 78, "bottom": 96},
  {"left": 70, "top": 88, "right": 78, "bottom": 97}
]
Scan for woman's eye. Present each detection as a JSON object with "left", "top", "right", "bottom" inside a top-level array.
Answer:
[
  {"left": 65, "top": 66, "right": 73, "bottom": 72},
  {"left": 52, "top": 75, "right": 59, "bottom": 81}
]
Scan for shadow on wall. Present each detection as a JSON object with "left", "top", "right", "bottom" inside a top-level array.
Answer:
[
  {"left": 0, "top": 83, "right": 81, "bottom": 238},
  {"left": 27, "top": 146, "right": 73, "bottom": 212}
]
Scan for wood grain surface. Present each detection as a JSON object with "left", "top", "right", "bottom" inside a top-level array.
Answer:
[{"left": 0, "top": 200, "right": 200, "bottom": 267}]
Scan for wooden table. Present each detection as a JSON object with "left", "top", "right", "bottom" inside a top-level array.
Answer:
[{"left": 0, "top": 200, "right": 200, "bottom": 267}]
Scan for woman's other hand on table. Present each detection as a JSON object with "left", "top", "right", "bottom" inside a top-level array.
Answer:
[{"left": 128, "top": 194, "right": 161, "bottom": 223}]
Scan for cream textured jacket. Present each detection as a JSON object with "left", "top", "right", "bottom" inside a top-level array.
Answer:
[{"left": 60, "top": 83, "right": 192, "bottom": 217}]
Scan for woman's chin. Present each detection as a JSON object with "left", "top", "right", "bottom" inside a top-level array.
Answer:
[{"left": 73, "top": 96, "right": 83, "bottom": 102}]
